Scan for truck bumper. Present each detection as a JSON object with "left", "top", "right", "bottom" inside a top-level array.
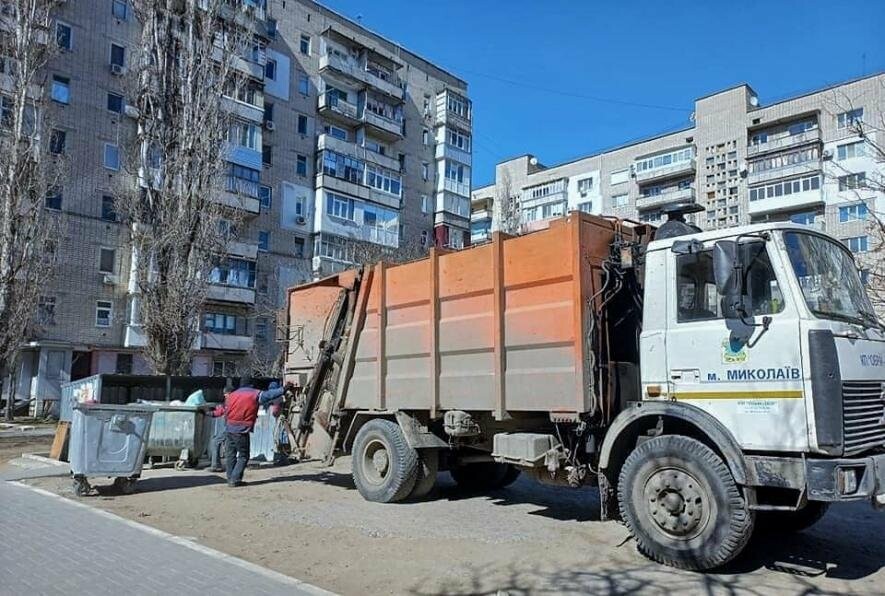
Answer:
[{"left": 805, "top": 454, "right": 885, "bottom": 507}]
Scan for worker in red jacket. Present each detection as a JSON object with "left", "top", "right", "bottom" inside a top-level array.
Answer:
[{"left": 212, "top": 377, "right": 287, "bottom": 487}]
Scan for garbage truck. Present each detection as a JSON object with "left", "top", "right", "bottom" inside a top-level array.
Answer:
[{"left": 281, "top": 205, "right": 885, "bottom": 570}]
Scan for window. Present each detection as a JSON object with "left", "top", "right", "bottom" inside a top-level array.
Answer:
[
  {"left": 366, "top": 165, "right": 402, "bottom": 196},
  {"left": 446, "top": 92, "right": 470, "bottom": 119},
  {"left": 421, "top": 194, "right": 430, "bottom": 214},
  {"left": 445, "top": 161, "right": 464, "bottom": 183},
  {"left": 839, "top": 203, "right": 868, "bottom": 222},
  {"left": 576, "top": 201, "right": 592, "bottom": 213},
  {"left": 839, "top": 172, "right": 866, "bottom": 191},
  {"left": 213, "top": 361, "right": 238, "bottom": 377},
  {"left": 747, "top": 146, "right": 819, "bottom": 173},
  {"left": 577, "top": 177, "right": 593, "bottom": 196},
  {"left": 611, "top": 193, "right": 629, "bottom": 208},
  {"left": 298, "top": 73, "right": 310, "bottom": 95},
  {"left": 203, "top": 313, "right": 247, "bottom": 336},
  {"left": 0, "top": 96, "right": 12, "bottom": 128},
  {"left": 209, "top": 258, "right": 256, "bottom": 288},
  {"left": 264, "top": 58, "right": 277, "bottom": 80},
  {"left": 293, "top": 237, "right": 305, "bottom": 258},
  {"left": 100, "top": 195, "right": 117, "bottom": 221},
  {"left": 45, "top": 187, "right": 62, "bottom": 210},
  {"left": 676, "top": 242, "right": 783, "bottom": 322},
  {"left": 263, "top": 102, "right": 274, "bottom": 123},
  {"left": 56, "top": 22, "right": 72, "bottom": 50},
  {"left": 229, "top": 120, "right": 261, "bottom": 150},
  {"left": 103, "top": 143, "right": 120, "bottom": 170},
  {"left": 258, "top": 185, "right": 272, "bottom": 210},
  {"left": 112, "top": 353, "right": 133, "bottom": 374},
  {"left": 226, "top": 164, "right": 261, "bottom": 198},
  {"left": 748, "top": 174, "right": 820, "bottom": 202},
  {"left": 99, "top": 248, "right": 115, "bottom": 273},
  {"left": 421, "top": 162, "right": 429, "bottom": 181},
  {"left": 38, "top": 296, "right": 56, "bottom": 326},
  {"left": 790, "top": 212, "right": 816, "bottom": 226},
  {"left": 634, "top": 147, "right": 694, "bottom": 173},
  {"left": 112, "top": 0, "right": 128, "bottom": 20},
  {"left": 258, "top": 231, "right": 269, "bottom": 252},
  {"left": 261, "top": 144, "right": 272, "bottom": 166},
  {"left": 49, "top": 129, "right": 66, "bottom": 155},
  {"left": 300, "top": 34, "right": 311, "bottom": 55},
  {"left": 95, "top": 301, "right": 113, "bottom": 327},
  {"left": 447, "top": 128, "right": 470, "bottom": 151},
  {"left": 51, "top": 76, "right": 70, "bottom": 104},
  {"left": 297, "top": 114, "right": 308, "bottom": 135},
  {"left": 324, "top": 125, "right": 347, "bottom": 141},
  {"left": 255, "top": 318, "right": 268, "bottom": 341},
  {"left": 837, "top": 141, "right": 865, "bottom": 161},
  {"left": 610, "top": 169, "right": 629, "bottom": 185},
  {"left": 837, "top": 108, "right": 863, "bottom": 129},
  {"left": 422, "top": 129, "right": 429, "bottom": 145},
  {"left": 296, "top": 154, "right": 308, "bottom": 177},
  {"left": 110, "top": 43, "right": 126, "bottom": 68},
  {"left": 326, "top": 192, "right": 353, "bottom": 220},
  {"left": 106, "top": 92, "right": 123, "bottom": 113},
  {"left": 844, "top": 236, "right": 869, "bottom": 253},
  {"left": 321, "top": 150, "right": 363, "bottom": 183}
]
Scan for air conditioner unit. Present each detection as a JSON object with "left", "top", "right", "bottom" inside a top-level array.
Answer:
[
  {"left": 295, "top": 216, "right": 306, "bottom": 225},
  {"left": 110, "top": 63, "right": 126, "bottom": 76},
  {"left": 264, "top": 120, "right": 275, "bottom": 131},
  {"left": 102, "top": 274, "right": 118, "bottom": 285},
  {"left": 822, "top": 149, "right": 833, "bottom": 160},
  {"left": 123, "top": 105, "right": 139, "bottom": 119}
]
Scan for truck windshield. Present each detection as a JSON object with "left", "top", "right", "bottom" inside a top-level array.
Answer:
[{"left": 783, "top": 231, "right": 878, "bottom": 327}]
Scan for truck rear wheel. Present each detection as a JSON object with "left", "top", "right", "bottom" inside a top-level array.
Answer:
[
  {"left": 408, "top": 449, "right": 439, "bottom": 500},
  {"left": 451, "top": 462, "right": 521, "bottom": 491},
  {"left": 618, "top": 435, "right": 754, "bottom": 570},
  {"left": 351, "top": 419, "right": 418, "bottom": 503}
]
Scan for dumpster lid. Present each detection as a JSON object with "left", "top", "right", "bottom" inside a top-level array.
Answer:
[{"left": 73, "top": 402, "right": 158, "bottom": 413}]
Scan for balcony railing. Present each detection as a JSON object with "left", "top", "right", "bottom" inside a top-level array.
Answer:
[
  {"left": 317, "top": 133, "right": 401, "bottom": 172},
  {"left": 207, "top": 284, "right": 256, "bottom": 305},
  {"left": 361, "top": 109, "right": 403, "bottom": 139},
  {"left": 747, "top": 128, "right": 822, "bottom": 157},
  {"left": 634, "top": 158, "right": 696, "bottom": 183},
  {"left": 636, "top": 187, "right": 696, "bottom": 210},
  {"left": 225, "top": 176, "right": 260, "bottom": 199},
  {"left": 318, "top": 91, "right": 359, "bottom": 122},
  {"left": 318, "top": 52, "right": 404, "bottom": 101},
  {"left": 435, "top": 143, "right": 472, "bottom": 167},
  {"left": 747, "top": 161, "right": 821, "bottom": 185},
  {"left": 201, "top": 331, "right": 255, "bottom": 352},
  {"left": 443, "top": 178, "right": 471, "bottom": 197}
]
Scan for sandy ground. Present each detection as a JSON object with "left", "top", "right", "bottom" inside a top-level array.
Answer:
[
  {"left": 16, "top": 454, "right": 885, "bottom": 596},
  {"left": 0, "top": 437, "right": 53, "bottom": 474}
]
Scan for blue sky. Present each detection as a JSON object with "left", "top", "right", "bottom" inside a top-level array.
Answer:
[{"left": 322, "top": 0, "right": 885, "bottom": 186}]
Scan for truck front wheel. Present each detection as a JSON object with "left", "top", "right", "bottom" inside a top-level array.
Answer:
[
  {"left": 351, "top": 419, "right": 418, "bottom": 503},
  {"left": 618, "top": 435, "right": 754, "bottom": 570}
]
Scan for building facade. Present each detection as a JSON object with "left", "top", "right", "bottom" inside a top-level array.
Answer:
[
  {"left": 14, "top": 0, "right": 472, "bottom": 410},
  {"left": 471, "top": 74, "right": 884, "bottom": 270}
]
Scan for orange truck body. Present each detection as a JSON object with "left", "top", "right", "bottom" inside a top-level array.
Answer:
[{"left": 284, "top": 213, "right": 647, "bottom": 419}]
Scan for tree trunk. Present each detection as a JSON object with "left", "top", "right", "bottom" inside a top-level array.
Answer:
[
  {"left": 3, "top": 363, "right": 13, "bottom": 422},
  {"left": 165, "top": 373, "right": 171, "bottom": 402}
]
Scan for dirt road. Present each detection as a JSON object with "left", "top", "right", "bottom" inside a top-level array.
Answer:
[{"left": 23, "top": 457, "right": 885, "bottom": 595}]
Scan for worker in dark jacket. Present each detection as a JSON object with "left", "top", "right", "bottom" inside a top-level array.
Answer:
[{"left": 213, "top": 377, "right": 286, "bottom": 487}]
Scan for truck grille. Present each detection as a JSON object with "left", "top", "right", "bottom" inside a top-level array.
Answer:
[{"left": 843, "top": 381, "right": 885, "bottom": 455}]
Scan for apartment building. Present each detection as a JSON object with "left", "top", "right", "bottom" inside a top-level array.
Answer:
[
  {"left": 471, "top": 73, "right": 884, "bottom": 269},
  {"left": 13, "top": 0, "right": 472, "bottom": 411}
]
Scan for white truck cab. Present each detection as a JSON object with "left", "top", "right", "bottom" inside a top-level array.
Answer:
[{"left": 640, "top": 221, "right": 885, "bottom": 505}]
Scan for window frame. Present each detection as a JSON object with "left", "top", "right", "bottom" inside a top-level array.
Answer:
[
  {"left": 95, "top": 300, "right": 113, "bottom": 328},
  {"left": 56, "top": 21, "right": 72, "bottom": 51},
  {"left": 98, "top": 247, "right": 116, "bottom": 274},
  {"left": 103, "top": 142, "right": 120, "bottom": 171},
  {"left": 51, "top": 75, "right": 70, "bottom": 105}
]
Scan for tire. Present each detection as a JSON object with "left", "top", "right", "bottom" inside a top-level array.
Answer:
[
  {"left": 618, "top": 435, "right": 754, "bottom": 571},
  {"left": 72, "top": 477, "right": 90, "bottom": 497},
  {"left": 351, "top": 419, "right": 419, "bottom": 503},
  {"left": 756, "top": 502, "right": 829, "bottom": 535},
  {"left": 408, "top": 449, "right": 439, "bottom": 500},
  {"left": 451, "top": 462, "right": 521, "bottom": 492}
]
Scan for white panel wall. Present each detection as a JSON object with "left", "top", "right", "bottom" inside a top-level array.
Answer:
[{"left": 264, "top": 48, "right": 290, "bottom": 101}]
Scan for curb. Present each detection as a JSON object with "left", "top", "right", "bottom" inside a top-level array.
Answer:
[
  {"left": 8, "top": 480, "right": 337, "bottom": 595},
  {"left": 21, "top": 453, "right": 68, "bottom": 467}
]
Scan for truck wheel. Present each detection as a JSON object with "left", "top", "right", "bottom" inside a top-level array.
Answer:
[
  {"left": 757, "top": 502, "right": 829, "bottom": 534},
  {"left": 451, "top": 462, "right": 520, "bottom": 491},
  {"left": 618, "top": 435, "right": 754, "bottom": 571},
  {"left": 408, "top": 449, "right": 439, "bottom": 500},
  {"left": 351, "top": 419, "right": 418, "bottom": 503}
]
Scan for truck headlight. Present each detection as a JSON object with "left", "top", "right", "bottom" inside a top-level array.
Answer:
[{"left": 837, "top": 467, "right": 859, "bottom": 495}]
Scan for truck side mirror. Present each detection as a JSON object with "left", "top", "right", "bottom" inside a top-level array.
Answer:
[{"left": 713, "top": 240, "right": 741, "bottom": 300}]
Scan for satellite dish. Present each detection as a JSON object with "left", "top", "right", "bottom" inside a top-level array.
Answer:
[
  {"left": 749, "top": 95, "right": 759, "bottom": 107},
  {"left": 529, "top": 157, "right": 538, "bottom": 166}
]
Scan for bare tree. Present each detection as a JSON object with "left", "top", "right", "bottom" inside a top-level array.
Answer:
[
  {"left": 117, "top": 0, "right": 251, "bottom": 383},
  {"left": 0, "top": 0, "right": 64, "bottom": 420},
  {"left": 495, "top": 169, "right": 521, "bottom": 235},
  {"left": 823, "top": 85, "right": 885, "bottom": 310}
]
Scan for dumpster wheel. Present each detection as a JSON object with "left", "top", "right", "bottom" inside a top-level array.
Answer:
[
  {"left": 72, "top": 476, "right": 91, "bottom": 497},
  {"left": 113, "top": 477, "right": 138, "bottom": 495}
]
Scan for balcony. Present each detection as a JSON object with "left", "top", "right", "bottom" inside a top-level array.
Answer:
[
  {"left": 227, "top": 240, "right": 259, "bottom": 260},
  {"left": 634, "top": 159, "right": 696, "bottom": 183},
  {"left": 635, "top": 187, "right": 696, "bottom": 210},
  {"left": 319, "top": 53, "right": 404, "bottom": 101},
  {"left": 316, "top": 173, "right": 401, "bottom": 211},
  {"left": 218, "top": 0, "right": 267, "bottom": 29},
  {"left": 435, "top": 143, "right": 472, "bottom": 167},
  {"left": 123, "top": 324, "right": 146, "bottom": 349},
  {"left": 442, "top": 178, "right": 471, "bottom": 198},
  {"left": 360, "top": 109, "right": 404, "bottom": 140},
  {"left": 221, "top": 96, "right": 264, "bottom": 124},
  {"left": 434, "top": 89, "right": 472, "bottom": 131},
  {"left": 216, "top": 177, "right": 261, "bottom": 214},
  {"left": 747, "top": 128, "right": 822, "bottom": 158},
  {"left": 317, "top": 92, "right": 360, "bottom": 126},
  {"left": 747, "top": 161, "right": 821, "bottom": 186},
  {"left": 207, "top": 284, "right": 256, "bottom": 305},
  {"left": 748, "top": 188, "right": 823, "bottom": 217},
  {"left": 317, "top": 133, "right": 401, "bottom": 172},
  {"left": 201, "top": 332, "right": 254, "bottom": 352}
]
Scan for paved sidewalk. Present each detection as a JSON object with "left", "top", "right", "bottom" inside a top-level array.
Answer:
[{"left": 0, "top": 481, "right": 332, "bottom": 595}]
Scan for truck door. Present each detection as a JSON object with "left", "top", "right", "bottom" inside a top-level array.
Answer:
[{"left": 664, "top": 240, "right": 808, "bottom": 452}]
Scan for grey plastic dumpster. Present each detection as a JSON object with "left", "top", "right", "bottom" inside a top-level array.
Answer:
[
  {"left": 142, "top": 402, "right": 214, "bottom": 469},
  {"left": 69, "top": 402, "right": 155, "bottom": 496}
]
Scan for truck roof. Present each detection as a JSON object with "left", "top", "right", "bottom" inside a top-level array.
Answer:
[{"left": 646, "top": 222, "right": 829, "bottom": 252}]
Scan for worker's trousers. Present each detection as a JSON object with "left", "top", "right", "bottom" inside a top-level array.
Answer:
[{"left": 225, "top": 432, "right": 250, "bottom": 485}]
